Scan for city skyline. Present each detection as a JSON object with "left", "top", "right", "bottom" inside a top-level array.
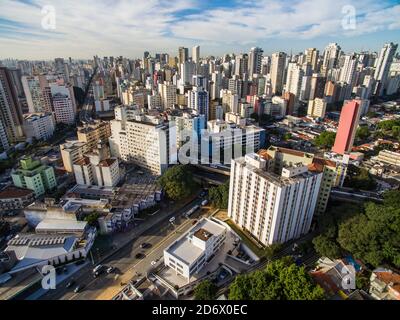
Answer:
[{"left": 1, "top": 0, "right": 400, "bottom": 60}]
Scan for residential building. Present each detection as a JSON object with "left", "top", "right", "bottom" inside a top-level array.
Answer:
[
  {"left": 376, "top": 150, "right": 400, "bottom": 167},
  {"left": 11, "top": 156, "right": 57, "bottom": 197},
  {"left": 270, "top": 52, "right": 286, "bottom": 94},
  {"left": 0, "top": 187, "right": 35, "bottom": 212},
  {"left": 332, "top": 100, "right": 361, "bottom": 155},
  {"left": 374, "top": 43, "right": 398, "bottom": 96},
  {"left": 22, "top": 112, "right": 56, "bottom": 141},
  {"left": 164, "top": 218, "right": 227, "bottom": 282},
  {"left": 369, "top": 268, "right": 400, "bottom": 300},
  {"left": 77, "top": 120, "right": 111, "bottom": 150},
  {"left": 188, "top": 86, "right": 209, "bottom": 120},
  {"left": 159, "top": 82, "right": 177, "bottom": 109},
  {"left": 60, "top": 140, "right": 90, "bottom": 173},
  {"left": 228, "top": 153, "right": 323, "bottom": 245},
  {"left": 248, "top": 47, "right": 263, "bottom": 77},
  {"left": 307, "top": 98, "right": 327, "bottom": 118}
]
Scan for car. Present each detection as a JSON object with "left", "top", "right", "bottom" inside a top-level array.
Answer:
[
  {"left": 140, "top": 242, "right": 151, "bottom": 249},
  {"left": 74, "top": 285, "right": 84, "bottom": 293},
  {"left": 66, "top": 280, "right": 75, "bottom": 288},
  {"left": 135, "top": 253, "right": 145, "bottom": 259},
  {"left": 106, "top": 266, "right": 114, "bottom": 274},
  {"left": 201, "top": 200, "right": 208, "bottom": 206},
  {"left": 169, "top": 217, "right": 176, "bottom": 223},
  {"left": 151, "top": 260, "right": 157, "bottom": 266}
]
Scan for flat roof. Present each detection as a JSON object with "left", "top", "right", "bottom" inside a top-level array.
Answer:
[
  {"left": 165, "top": 218, "right": 226, "bottom": 266},
  {"left": 35, "top": 219, "right": 87, "bottom": 232}
]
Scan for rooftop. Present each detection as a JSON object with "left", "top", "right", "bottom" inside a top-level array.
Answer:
[{"left": 0, "top": 186, "right": 34, "bottom": 199}]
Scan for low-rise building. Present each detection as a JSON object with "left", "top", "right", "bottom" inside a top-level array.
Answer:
[
  {"left": 369, "top": 268, "right": 400, "bottom": 300},
  {"left": 376, "top": 150, "right": 400, "bottom": 167},
  {"left": 23, "top": 113, "right": 56, "bottom": 141},
  {"left": 164, "top": 218, "right": 227, "bottom": 283},
  {"left": 0, "top": 187, "right": 35, "bottom": 212}
]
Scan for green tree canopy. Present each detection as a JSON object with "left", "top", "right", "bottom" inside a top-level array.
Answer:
[
  {"left": 208, "top": 181, "right": 230, "bottom": 209},
  {"left": 228, "top": 257, "right": 325, "bottom": 300},
  {"left": 356, "top": 126, "right": 370, "bottom": 140},
  {"left": 312, "top": 235, "right": 341, "bottom": 259},
  {"left": 157, "top": 165, "right": 197, "bottom": 200},
  {"left": 194, "top": 279, "right": 218, "bottom": 300},
  {"left": 343, "top": 165, "right": 377, "bottom": 191},
  {"left": 313, "top": 131, "right": 336, "bottom": 149}
]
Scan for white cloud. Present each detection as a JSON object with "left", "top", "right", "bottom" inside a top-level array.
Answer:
[{"left": 0, "top": 0, "right": 399, "bottom": 59}]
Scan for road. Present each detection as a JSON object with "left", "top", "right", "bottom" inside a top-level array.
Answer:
[{"left": 39, "top": 197, "right": 207, "bottom": 300}]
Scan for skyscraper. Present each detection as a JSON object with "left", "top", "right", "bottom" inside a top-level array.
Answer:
[
  {"left": 305, "top": 48, "right": 319, "bottom": 72},
  {"left": 248, "top": 47, "right": 263, "bottom": 77},
  {"left": 178, "top": 47, "right": 189, "bottom": 66},
  {"left": 0, "top": 67, "right": 25, "bottom": 149},
  {"left": 332, "top": 100, "right": 360, "bottom": 155},
  {"left": 192, "top": 45, "right": 200, "bottom": 65},
  {"left": 322, "top": 43, "right": 341, "bottom": 73},
  {"left": 188, "top": 86, "right": 209, "bottom": 120},
  {"left": 234, "top": 54, "right": 249, "bottom": 78},
  {"left": 374, "top": 42, "right": 398, "bottom": 96},
  {"left": 270, "top": 52, "right": 286, "bottom": 94}
]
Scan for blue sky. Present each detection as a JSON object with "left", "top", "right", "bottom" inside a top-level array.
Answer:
[{"left": 0, "top": 0, "right": 399, "bottom": 59}]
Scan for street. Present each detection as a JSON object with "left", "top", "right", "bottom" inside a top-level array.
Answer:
[{"left": 39, "top": 197, "right": 207, "bottom": 300}]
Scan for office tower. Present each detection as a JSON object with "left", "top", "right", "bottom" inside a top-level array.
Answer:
[
  {"left": 309, "top": 73, "right": 326, "bottom": 100},
  {"left": 188, "top": 87, "right": 209, "bottom": 120},
  {"left": 234, "top": 54, "right": 249, "bottom": 78},
  {"left": 0, "top": 67, "right": 25, "bottom": 149},
  {"left": 192, "top": 45, "right": 200, "bottom": 66},
  {"left": 248, "top": 47, "right": 263, "bottom": 77},
  {"left": 270, "top": 52, "right": 286, "bottom": 94},
  {"left": 228, "top": 75, "right": 243, "bottom": 97},
  {"left": 228, "top": 153, "right": 323, "bottom": 245},
  {"left": 305, "top": 48, "right": 319, "bottom": 72},
  {"left": 300, "top": 75, "right": 312, "bottom": 101},
  {"left": 54, "top": 58, "right": 65, "bottom": 74},
  {"left": 322, "top": 43, "right": 341, "bottom": 72},
  {"left": 210, "top": 71, "right": 222, "bottom": 100},
  {"left": 339, "top": 54, "right": 357, "bottom": 86},
  {"left": 374, "top": 42, "right": 398, "bottom": 96},
  {"left": 307, "top": 98, "right": 327, "bottom": 118},
  {"left": 159, "top": 82, "right": 177, "bottom": 109},
  {"left": 332, "top": 100, "right": 361, "bottom": 155},
  {"left": 178, "top": 47, "right": 189, "bottom": 65},
  {"left": 21, "top": 76, "right": 45, "bottom": 113}
]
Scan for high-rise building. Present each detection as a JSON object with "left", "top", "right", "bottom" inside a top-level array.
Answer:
[
  {"left": 322, "top": 43, "right": 341, "bottom": 73},
  {"left": 22, "top": 113, "right": 56, "bottom": 141},
  {"left": 178, "top": 47, "right": 189, "bottom": 66},
  {"left": 228, "top": 153, "right": 323, "bottom": 245},
  {"left": 248, "top": 47, "right": 263, "bottom": 77},
  {"left": 50, "top": 83, "right": 77, "bottom": 125},
  {"left": 332, "top": 100, "right": 361, "bottom": 155},
  {"left": 270, "top": 52, "right": 286, "bottom": 94},
  {"left": 339, "top": 54, "right": 357, "bottom": 86},
  {"left": 305, "top": 48, "right": 319, "bottom": 72},
  {"left": 374, "top": 42, "right": 398, "bottom": 96},
  {"left": 77, "top": 120, "right": 111, "bottom": 150},
  {"left": 285, "top": 62, "right": 304, "bottom": 102},
  {"left": 0, "top": 67, "right": 25, "bottom": 149},
  {"left": 309, "top": 73, "right": 326, "bottom": 100},
  {"left": 188, "top": 86, "right": 209, "bottom": 120},
  {"left": 307, "top": 98, "right": 327, "bottom": 118},
  {"left": 234, "top": 54, "right": 249, "bottom": 78},
  {"left": 192, "top": 45, "right": 200, "bottom": 66},
  {"left": 159, "top": 82, "right": 177, "bottom": 109}
]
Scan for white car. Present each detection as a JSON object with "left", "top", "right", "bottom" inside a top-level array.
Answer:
[
  {"left": 169, "top": 217, "right": 176, "bottom": 223},
  {"left": 151, "top": 260, "right": 157, "bottom": 266}
]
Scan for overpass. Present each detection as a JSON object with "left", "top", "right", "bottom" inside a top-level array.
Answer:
[{"left": 330, "top": 187, "right": 383, "bottom": 203}]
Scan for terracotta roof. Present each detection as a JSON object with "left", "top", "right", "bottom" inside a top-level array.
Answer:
[
  {"left": 0, "top": 186, "right": 34, "bottom": 199},
  {"left": 98, "top": 158, "right": 116, "bottom": 167},
  {"left": 74, "top": 157, "right": 90, "bottom": 166},
  {"left": 275, "top": 147, "right": 306, "bottom": 157},
  {"left": 374, "top": 270, "right": 400, "bottom": 293},
  {"left": 313, "top": 157, "right": 336, "bottom": 169},
  {"left": 257, "top": 149, "right": 272, "bottom": 160}
]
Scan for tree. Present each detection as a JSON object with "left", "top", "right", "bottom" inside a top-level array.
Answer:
[
  {"left": 85, "top": 211, "right": 101, "bottom": 227},
  {"left": 194, "top": 280, "right": 218, "bottom": 300},
  {"left": 313, "top": 131, "right": 336, "bottom": 149},
  {"left": 283, "top": 133, "right": 292, "bottom": 141},
  {"left": 383, "top": 189, "right": 400, "bottom": 208},
  {"left": 228, "top": 257, "right": 325, "bottom": 300},
  {"left": 208, "top": 181, "right": 230, "bottom": 209},
  {"left": 312, "top": 235, "right": 341, "bottom": 259},
  {"left": 356, "top": 126, "right": 370, "bottom": 140},
  {"left": 157, "top": 165, "right": 197, "bottom": 200},
  {"left": 343, "top": 165, "right": 377, "bottom": 191}
]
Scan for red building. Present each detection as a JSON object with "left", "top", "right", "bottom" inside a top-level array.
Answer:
[{"left": 332, "top": 100, "right": 360, "bottom": 155}]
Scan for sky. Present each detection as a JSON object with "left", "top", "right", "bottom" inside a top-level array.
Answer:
[{"left": 0, "top": 0, "right": 400, "bottom": 60}]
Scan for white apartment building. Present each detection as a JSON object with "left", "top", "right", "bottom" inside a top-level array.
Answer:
[
  {"left": 164, "top": 218, "right": 227, "bottom": 282},
  {"left": 159, "top": 82, "right": 177, "bottom": 109},
  {"left": 307, "top": 98, "right": 327, "bottom": 118},
  {"left": 228, "top": 153, "right": 323, "bottom": 245},
  {"left": 73, "top": 141, "right": 120, "bottom": 187},
  {"left": 23, "top": 112, "right": 56, "bottom": 141},
  {"left": 60, "top": 140, "right": 89, "bottom": 173},
  {"left": 109, "top": 108, "right": 170, "bottom": 175}
]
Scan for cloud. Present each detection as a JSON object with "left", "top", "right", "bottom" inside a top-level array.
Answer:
[{"left": 0, "top": 0, "right": 399, "bottom": 59}]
